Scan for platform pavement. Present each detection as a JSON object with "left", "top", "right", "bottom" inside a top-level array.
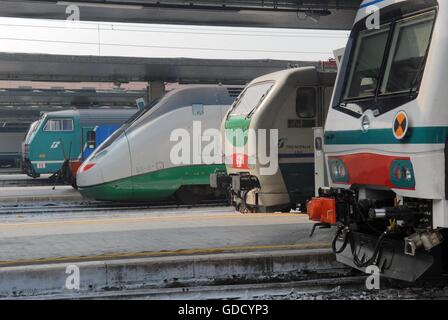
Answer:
[
  {"left": 0, "top": 206, "right": 340, "bottom": 298},
  {"left": 0, "top": 185, "right": 83, "bottom": 203},
  {"left": 0, "top": 209, "right": 332, "bottom": 265}
]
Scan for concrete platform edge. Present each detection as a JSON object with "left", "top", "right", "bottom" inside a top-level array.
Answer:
[{"left": 0, "top": 248, "right": 344, "bottom": 298}]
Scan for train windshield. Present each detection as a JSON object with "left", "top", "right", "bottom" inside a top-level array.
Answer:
[
  {"left": 90, "top": 98, "right": 161, "bottom": 157},
  {"left": 24, "top": 120, "right": 40, "bottom": 142},
  {"left": 229, "top": 81, "right": 274, "bottom": 116},
  {"left": 341, "top": 10, "right": 436, "bottom": 114}
]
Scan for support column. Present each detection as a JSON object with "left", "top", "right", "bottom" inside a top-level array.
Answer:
[{"left": 147, "top": 81, "right": 166, "bottom": 104}]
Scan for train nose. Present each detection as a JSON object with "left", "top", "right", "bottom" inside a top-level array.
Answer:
[{"left": 77, "top": 160, "right": 104, "bottom": 188}]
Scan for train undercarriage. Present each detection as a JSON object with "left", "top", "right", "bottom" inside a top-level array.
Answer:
[
  {"left": 210, "top": 171, "right": 294, "bottom": 213},
  {"left": 308, "top": 187, "right": 448, "bottom": 282}
]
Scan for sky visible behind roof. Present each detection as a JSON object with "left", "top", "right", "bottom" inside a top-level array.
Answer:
[{"left": 0, "top": 17, "right": 349, "bottom": 61}]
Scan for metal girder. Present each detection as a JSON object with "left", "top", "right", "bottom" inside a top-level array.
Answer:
[
  {"left": 0, "top": 88, "right": 147, "bottom": 107},
  {"left": 0, "top": 52, "right": 320, "bottom": 84},
  {"left": 0, "top": 0, "right": 362, "bottom": 30}
]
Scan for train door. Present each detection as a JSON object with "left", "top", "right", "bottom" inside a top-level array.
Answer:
[
  {"left": 280, "top": 85, "right": 318, "bottom": 205},
  {"left": 313, "top": 127, "right": 327, "bottom": 196},
  {"left": 313, "top": 85, "right": 334, "bottom": 196},
  {"left": 81, "top": 127, "right": 97, "bottom": 160}
]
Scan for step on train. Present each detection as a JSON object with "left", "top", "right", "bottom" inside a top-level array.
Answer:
[
  {"left": 308, "top": 0, "right": 448, "bottom": 281},
  {"left": 76, "top": 85, "right": 241, "bottom": 203},
  {"left": 211, "top": 67, "right": 336, "bottom": 213}
]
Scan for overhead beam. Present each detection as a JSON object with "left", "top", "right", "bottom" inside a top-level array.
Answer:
[
  {"left": 0, "top": 52, "right": 322, "bottom": 84},
  {"left": 0, "top": 0, "right": 362, "bottom": 30},
  {"left": 0, "top": 88, "right": 147, "bottom": 107}
]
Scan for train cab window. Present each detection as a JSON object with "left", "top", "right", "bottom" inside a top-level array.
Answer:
[
  {"left": 229, "top": 81, "right": 274, "bottom": 116},
  {"left": 344, "top": 27, "right": 390, "bottom": 99},
  {"left": 296, "top": 87, "right": 317, "bottom": 119},
  {"left": 380, "top": 12, "right": 436, "bottom": 94},
  {"left": 44, "top": 119, "right": 74, "bottom": 132}
]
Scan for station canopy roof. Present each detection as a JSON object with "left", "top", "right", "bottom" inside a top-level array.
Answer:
[
  {"left": 0, "top": 52, "right": 323, "bottom": 84},
  {"left": 0, "top": 0, "right": 362, "bottom": 30}
]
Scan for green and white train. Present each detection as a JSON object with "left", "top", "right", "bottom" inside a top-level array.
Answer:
[
  {"left": 211, "top": 67, "right": 336, "bottom": 213},
  {"left": 76, "top": 85, "right": 241, "bottom": 202}
]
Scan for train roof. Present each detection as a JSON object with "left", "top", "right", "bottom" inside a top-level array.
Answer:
[
  {"left": 248, "top": 67, "right": 336, "bottom": 87},
  {"left": 41, "top": 108, "right": 139, "bottom": 126},
  {"left": 158, "top": 85, "right": 243, "bottom": 107},
  {"left": 127, "top": 85, "right": 242, "bottom": 129}
]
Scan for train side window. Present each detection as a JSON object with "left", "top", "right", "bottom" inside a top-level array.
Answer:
[
  {"left": 87, "top": 130, "right": 96, "bottom": 149},
  {"left": 296, "top": 87, "right": 317, "bottom": 119},
  {"left": 44, "top": 119, "right": 74, "bottom": 132}
]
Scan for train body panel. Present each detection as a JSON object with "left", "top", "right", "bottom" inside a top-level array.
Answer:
[
  {"left": 309, "top": 0, "right": 448, "bottom": 281},
  {"left": 77, "top": 85, "right": 239, "bottom": 202},
  {"left": 213, "top": 67, "right": 336, "bottom": 212}
]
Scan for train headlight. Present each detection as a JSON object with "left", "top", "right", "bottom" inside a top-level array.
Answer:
[
  {"left": 390, "top": 160, "right": 415, "bottom": 189},
  {"left": 329, "top": 158, "right": 349, "bottom": 183},
  {"left": 404, "top": 167, "right": 413, "bottom": 182}
]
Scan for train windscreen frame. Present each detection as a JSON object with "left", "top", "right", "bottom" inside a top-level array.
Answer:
[{"left": 333, "top": 3, "right": 437, "bottom": 118}]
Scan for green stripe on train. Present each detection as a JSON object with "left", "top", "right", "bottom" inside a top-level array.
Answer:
[
  {"left": 225, "top": 115, "right": 251, "bottom": 147},
  {"left": 325, "top": 127, "right": 448, "bottom": 145},
  {"left": 78, "top": 164, "right": 226, "bottom": 201}
]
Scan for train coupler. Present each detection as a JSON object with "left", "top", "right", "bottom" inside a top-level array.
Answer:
[
  {"left": 210, "top": 171, "right": 232, "bottom": 190},
  {"left": 404, "top": 230, "right": 444, "bottom": 256}
]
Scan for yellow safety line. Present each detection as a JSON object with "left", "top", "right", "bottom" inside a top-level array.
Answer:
[
  {"left": 0, "top": 242, "right": 331, "bottom": 267},
  {"left": 0, "top": 213, "right": 308, "bottom": 228}
]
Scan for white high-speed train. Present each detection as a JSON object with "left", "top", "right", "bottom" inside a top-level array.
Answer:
[
  {"left": 211, "top": 67, "right": 336, "bottom": 213},
  {"left": 308, "top": 0, "right": 448, "bottom": 281},
  {"left": 76, "top": 85, "right": 241, "bottom": 202}
]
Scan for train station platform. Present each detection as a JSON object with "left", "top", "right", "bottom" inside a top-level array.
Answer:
[
  {"left": 0, "top": 207, "right": 338, "bottom": 298},
  {"left": 0, "top": 174, "right": 59, "bottom": 187},
  {"left": 0, "top": 185, "right": 82, "bottom": 203}
]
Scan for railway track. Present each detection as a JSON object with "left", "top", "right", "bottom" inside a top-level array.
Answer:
[
  {"left": 22, "top": 274, "right": 448, "bottom": 300},
  {"left": 0, "top": 200, "right": 230, "bottom": 215},
  {"left": 30, "top": 275, "right": 365, "bottom": 300}
]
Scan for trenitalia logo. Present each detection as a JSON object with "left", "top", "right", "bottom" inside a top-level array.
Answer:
[{"left": 169, "top": 121, "right": 279, "bottom": 176}]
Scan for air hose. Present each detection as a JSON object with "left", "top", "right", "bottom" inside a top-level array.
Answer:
[
  {"left": 351, "top": 229, "right": 391, "bottom": 268},
  {"left": 332, "top": 225, "right": 350, "bottom": 254}
]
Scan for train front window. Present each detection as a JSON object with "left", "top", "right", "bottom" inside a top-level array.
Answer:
[
  {"left": 336, "top": 7, "right": 437, "bottom": 117},
  {"left": 344, "top": 27, "right": 390, "bottom": 100},
  {"left": 24, "top": 120, "right": 40, "bottom": 141},
  {"left": 229, "top": 81, "right": 274, "bottom": 116},
  {"left": 43, "top": 119, "right": 74, "bottom": 132},
  {"left": 380, "top": 12, "right": 436, "bottom": 94}
]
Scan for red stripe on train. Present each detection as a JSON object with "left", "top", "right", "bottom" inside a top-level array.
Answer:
[{"left": 330, "top": 153, "right": 413, "bottom": 190}]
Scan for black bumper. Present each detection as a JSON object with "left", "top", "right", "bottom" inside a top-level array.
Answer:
[{"left": 336, "top": 232, "right": 436, "bottom": 282}]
